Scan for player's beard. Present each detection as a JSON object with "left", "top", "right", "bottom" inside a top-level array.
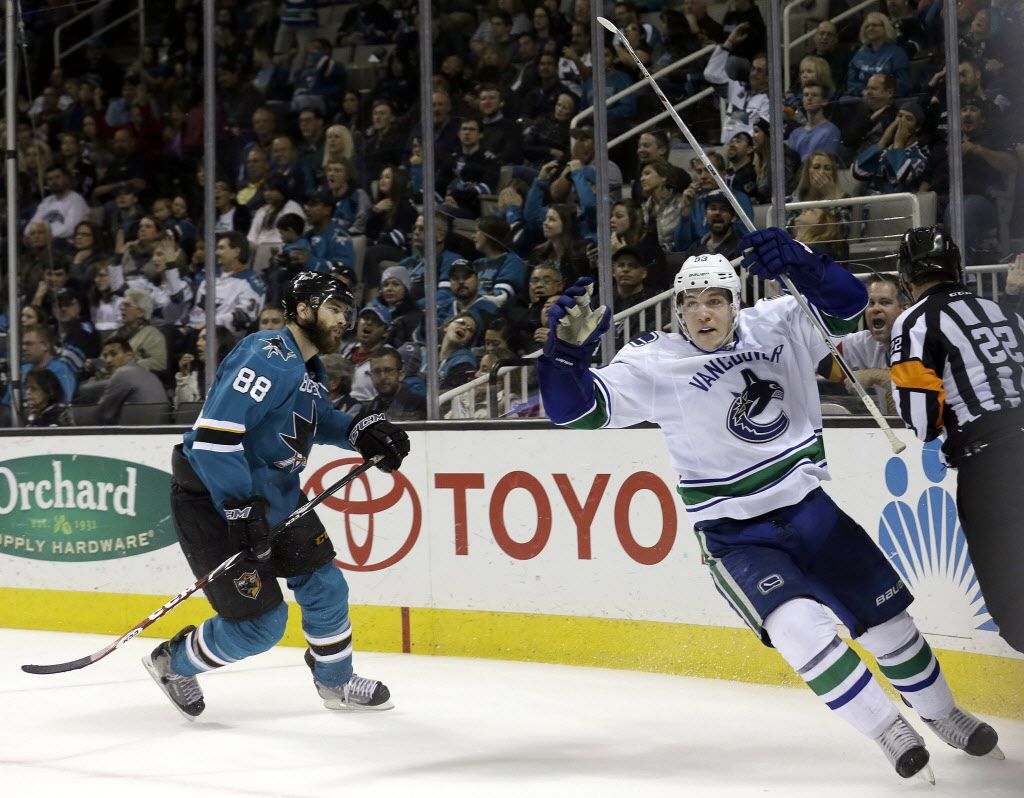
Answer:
[{"left": 303, "top": 311, "right": 342, "bottom": 354}]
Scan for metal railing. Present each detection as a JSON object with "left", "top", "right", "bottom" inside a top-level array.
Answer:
[
  {"left": 440, "top": 259, "right": 1014, "bottom": 421},
  {"left": 783, "top": 0, "right": 878, "bottom": 93},
  {"left": 608, "top": 86, "right": 716, "bottom": 149},
  {"left": 571, "top": 44, "right": 716, "bottom": 130},
  {"left": 55, "top": 0, "right": 145, "bottom": 68}
]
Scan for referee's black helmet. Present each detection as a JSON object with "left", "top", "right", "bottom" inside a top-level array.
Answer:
[
  {"left": 897, "top": 226, "right": 962, "bottom": 284},
  {"left": 282, "top": 272, "right": 355, "bottom": 320}
]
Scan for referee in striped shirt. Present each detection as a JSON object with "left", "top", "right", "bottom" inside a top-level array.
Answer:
[{"left": 890, "top": 226, "right": 1024, "bottom": 653}]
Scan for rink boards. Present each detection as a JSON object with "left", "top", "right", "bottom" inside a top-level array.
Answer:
[{"left": 0, "top": 425, "right": 1020, "bottom": 718}]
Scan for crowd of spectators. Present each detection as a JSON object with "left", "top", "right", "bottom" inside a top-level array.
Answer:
[{"left": 1, "top": 0, "right": 1023, "bottom": 424}]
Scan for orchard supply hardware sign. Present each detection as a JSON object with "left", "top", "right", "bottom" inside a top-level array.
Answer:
[{"left": 0, "top": 455, "right": 176, "bottom": 561}]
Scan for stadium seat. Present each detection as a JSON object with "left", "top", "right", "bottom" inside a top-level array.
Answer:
[
  {"left": 70, "top": 404, "right": 101, "bottom": 426},
  {"left": 119, "top": 403, "right": 171, "bottom": 426},
  {"left": 351, "top": 234, "right": 367, "bottom": 282},
  {"left": 174, "top": 401, "right": 204, "bottom": 426}
]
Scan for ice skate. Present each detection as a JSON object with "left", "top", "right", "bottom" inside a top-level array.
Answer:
[
  {"left": 304, "top": 649, "right": 393, "bottom": 711},
  {"left": 142, "top": 626, "right": 205, "bottom": 720},
  {"left": 923, "top": 706, "right": 1003, "bottom": 759},
  {"left": 875, "top": 715, "right": 934, "bottom": 783}
]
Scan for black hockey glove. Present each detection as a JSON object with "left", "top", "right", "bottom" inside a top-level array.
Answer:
[
  {"left": 224, "top": 495, "right": 272, "bottom": 563},
  {"left": 347, "top": 411, "right": 410, "bottom": 473}
]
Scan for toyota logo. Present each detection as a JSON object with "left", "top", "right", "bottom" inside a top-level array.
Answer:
[{"left": 304, "top": 458, "right": 421, "bottom": 571}]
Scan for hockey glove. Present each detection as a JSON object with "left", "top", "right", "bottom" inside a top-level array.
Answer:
[
  {"left": 739, "top": 227, "right": 824, "bottom": 292},
  {"left": 224, "top": 495, "right": 272, "bottom": 563},
  {"left": 542, "top": 277, "right": 612, "bottom": 369},
  {"left": 347, "top": 410, "right": 410, "bottom": 473}
]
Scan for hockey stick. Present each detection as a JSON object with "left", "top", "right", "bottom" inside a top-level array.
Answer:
[
  {"left": 597, "top": 17, "right": 905, "bottom": 455},
  {"left": 21, "top": 455, "right": 383, "bottom": 675}
]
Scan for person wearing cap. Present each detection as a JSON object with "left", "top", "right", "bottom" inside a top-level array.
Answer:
[
  {"left": 368, "top": 265, "right": 422, "bottom": 348},
  {"left": 304, "top": 191, "right": 355, "bottom": 272},
  {"left": 925, "top": 99, "right": 1016, "bottom": 264},
  {"left": 438, "top": 260, "right": 501, "bottom": 332},
  {"left": 107, "top": 183, "right": 144, "bottom": 246},
  {"left": 341, "top": 305, "right": 392, "bottom": 402},
  {"left": 611, "top": 245, "right": 658, "bottom": 316},
  {"left": 852, "top": 103, "right": 930, "bottom": 195},
  {"left": 247, "top": 172, "right": 307, "bottom": 247},
  {"left": 673, "top": 152, "right": 754, "bottom": 253},
  {"left": 685, "top": 193, "right": 742, "bottom": 262},
  {"left": 548, "top": 124, "right": 623, "bottom": 206}
]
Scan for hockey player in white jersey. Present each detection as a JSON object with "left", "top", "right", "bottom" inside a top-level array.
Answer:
[{"left": 538, "top": 227, "right": 1000, "bottom": 782}]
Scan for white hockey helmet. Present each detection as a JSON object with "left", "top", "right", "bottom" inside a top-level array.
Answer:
[{"left": 673, "top": 253, "right": 741, "bottom": 350}]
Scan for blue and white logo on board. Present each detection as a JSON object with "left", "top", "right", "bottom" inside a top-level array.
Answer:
[{"left": 878, "top": 439, "right": 996, "bottom": 635}]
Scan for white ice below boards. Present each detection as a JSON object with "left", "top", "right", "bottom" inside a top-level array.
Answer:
[{"left": 2, "top": 628, "right": 1021, "bottom": 797}]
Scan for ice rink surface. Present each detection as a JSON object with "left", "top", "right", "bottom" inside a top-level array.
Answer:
[{"left": 1, "top": 628, "right": 1021, "bottom": 798}]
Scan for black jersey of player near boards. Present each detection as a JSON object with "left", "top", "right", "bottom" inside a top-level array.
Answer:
[{"left": 890, "top": 283, "right": 1024, "bottom": 456}]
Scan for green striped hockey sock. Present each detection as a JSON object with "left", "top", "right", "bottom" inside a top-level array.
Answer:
[
  {"left": 875, "top": 632, "right": 954, "bottom": 721},
  {"left": 857, "top": 612, "right": 954, "bottom": 722},
  {"left": 798, "top": 636, "right": 898, "bottom": 739}
]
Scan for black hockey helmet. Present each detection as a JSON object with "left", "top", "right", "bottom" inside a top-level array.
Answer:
[
  {"left": 897, "top": 226, "right": 962, "bottom": 285},
  {"left": 282, "top": 272, "right": 355, "bottom": 321}
]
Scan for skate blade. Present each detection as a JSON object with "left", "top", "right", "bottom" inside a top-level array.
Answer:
[
  {"left": 322, "top": 696, "right": 394, "bottom": 712},
  {"left": 141, "top": 656, "right": 201, "bottom": 722},
  {"left": 986, "top": 744, "right": 1006, "bottom": 761},
  {"left": 915, "top": 764, "right": 936, "bottom": 786}
]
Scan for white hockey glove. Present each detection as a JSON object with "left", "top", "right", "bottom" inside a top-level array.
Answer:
[{"left": 543, "top": 277, "right": 611, "bottom": 368}]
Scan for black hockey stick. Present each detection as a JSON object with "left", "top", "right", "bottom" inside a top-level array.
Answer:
[{"left": 21, "top": 455, "right": 382, "bottom": 675}]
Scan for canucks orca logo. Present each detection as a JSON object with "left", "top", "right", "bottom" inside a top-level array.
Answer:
[
  {"left": 262, "top": 335, "right": 295, "bottom": 361},
  {"left": 878, "top": 439, "right": 996, "bottom": 634},
  {"left": 726, "top": 368, "right": 789, "bottom": 443}
]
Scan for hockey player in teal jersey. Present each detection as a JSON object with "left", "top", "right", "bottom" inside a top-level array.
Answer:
[
  {"left": 538, "top": 228, "right": 1001, "bottom": 782},
  {"left": 143, "top": 272, "right": 409, "bottom": 718}
]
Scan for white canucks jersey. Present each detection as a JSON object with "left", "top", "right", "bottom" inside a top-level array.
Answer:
[{"left": 580, "top": 296, "right": 846, "bottom": 524}]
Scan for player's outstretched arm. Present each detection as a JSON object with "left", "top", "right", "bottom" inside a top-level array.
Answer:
[
  {"left": 537, "top": 277, "right": 611, "bottom": 426},
  {"left": 740, "top": 228, "right": 867, "bottom": 321}
]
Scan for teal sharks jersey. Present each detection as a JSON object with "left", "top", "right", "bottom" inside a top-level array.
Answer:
[{"left": 183, "top": 327, "right": 355, "bottom": 526}]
